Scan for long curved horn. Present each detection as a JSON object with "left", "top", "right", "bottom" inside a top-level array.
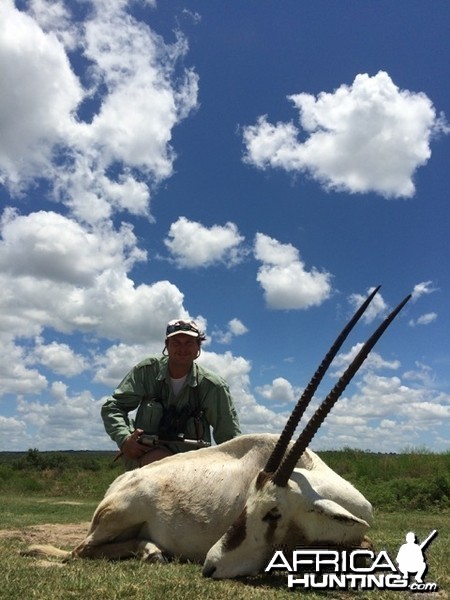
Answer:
[
  {"left": 272, "top": 293, "right": 411, "bottom": 487},
  {"left": 263, "top": 285, "right": 381, "bottom": 475}
]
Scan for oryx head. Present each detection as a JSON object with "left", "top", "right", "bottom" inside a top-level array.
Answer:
[{"left": 203, "top": 288, "right": 411, "bottom": 579}]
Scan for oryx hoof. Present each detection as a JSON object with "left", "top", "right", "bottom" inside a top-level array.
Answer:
[
  {"left": 144, "top": 551, "right": 167, "bottom": 564},
  {"left": 139, "top": 541, "right": 167, "bottom": 564}
]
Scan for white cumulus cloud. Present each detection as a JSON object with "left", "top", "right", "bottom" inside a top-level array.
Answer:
[
  {"left": 254, "top": 233, "right": 332, "bottom": 309},
  {"left": 331, "top": 343, "right": 401, "bottom": 377},
  {"left": 409, "top": 312, "right": 438, "bottom": 327},
  {"left": 256, "top": 377, "right": 298, "bottom": 405},
  {"left": 0, "top": 338, "right": 48, "bottom": 396},
  {"left": 0, "top": 208, "right": 146, "bottom": 286},
  {"left": 165, "top": 217, "right": 245, "bottom": 268},
  {"left": 0, "top": 0, "right": 199, "bottom": 223},
  {"left": 411, "top": 280, "right": 439, "bottom": 301},
  {"left": 243, "top": 71, "right": 444, "bottom": 198},
  {"left": 213, "top": 318, "right": 249, "bottom": 344},
  {"left": 0, "top": 0, "right": 83, "bottom": 191},
  {"left": 314, "top": 367, "right": 450, "bottom": 451},
  {"left": 348, "top": 287, "right": 388, "bottom": 324},
  {"left": 0, "top": 208, "right": 188, "bottom": 345},
  {"left": 28, "top": 338, "right": 88, "bottom": 377}
]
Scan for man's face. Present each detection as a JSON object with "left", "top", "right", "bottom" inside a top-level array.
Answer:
[{"left": 166, "top": 334, "right": 199, "bottom": 369}]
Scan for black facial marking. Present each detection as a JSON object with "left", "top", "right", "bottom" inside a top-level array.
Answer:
[
  {"left": 222, "top": 506, "right": 247, "bottom": 552},
  {"left": 264, "top": 507, "right": 281, "bottom": 545},
  {"left": 262, "top": 508, "right": 281, "bottom": 522}
]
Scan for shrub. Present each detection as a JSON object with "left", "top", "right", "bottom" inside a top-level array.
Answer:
[{"left": 0, "top": 464, "right": 14, "bottom": 481}]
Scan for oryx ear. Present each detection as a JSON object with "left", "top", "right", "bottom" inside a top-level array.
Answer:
[{"left": 312, "top": 499, "right": 370, "bottom": 528}]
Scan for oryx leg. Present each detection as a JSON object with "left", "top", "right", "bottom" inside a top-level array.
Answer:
[
  {"left": 73, "top": 538, "right": 166, "bottom": 562},
  {"left": 72, "top": 501, "right": 165, "bottom": 562}
]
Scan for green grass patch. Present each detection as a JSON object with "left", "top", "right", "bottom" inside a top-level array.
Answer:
[{"left": 0, "top": 494, "right": 96, "bottom": 528}]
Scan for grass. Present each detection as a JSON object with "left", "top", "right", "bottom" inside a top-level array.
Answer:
[
  {"left": 0, "top": 506, "right": 448, "bottom": 600},
  {"left": 0, "top": 449, "right": 449, "bottom": 599},
  {"left": 0, "top": 494, "right": 98, "bottom": 528}
]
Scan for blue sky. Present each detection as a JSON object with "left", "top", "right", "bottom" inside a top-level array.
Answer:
[{"left": 0, "top": 0, "right": 449, "bottom": 452}]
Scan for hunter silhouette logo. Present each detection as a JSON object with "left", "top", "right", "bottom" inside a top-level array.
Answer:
[{"left": 396, "top": 530, "right": 438, "bottom": 584}]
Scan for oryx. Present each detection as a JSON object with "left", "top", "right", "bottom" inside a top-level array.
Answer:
[{"left": 22, "top": 287, "right": 410, "bottom": 580}]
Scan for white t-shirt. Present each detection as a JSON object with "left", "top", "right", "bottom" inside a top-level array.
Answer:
[{"left": 171, "top": 375, "right": 187, "bottom": 397}]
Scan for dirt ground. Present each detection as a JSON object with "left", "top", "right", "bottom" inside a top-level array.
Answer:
[
  {"left": 0, "top": 521, "right": 90, "bottom": 548},
  {"left": 0, "top": 500, "right": 90, "bottom": 548}
]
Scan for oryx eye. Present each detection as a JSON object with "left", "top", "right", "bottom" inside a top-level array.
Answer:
[{"left": 262, "top": 508, "right": 281, "bottom": 522}]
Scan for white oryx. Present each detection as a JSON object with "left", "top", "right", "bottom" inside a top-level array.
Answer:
[{"left": 23, "top": 287, "right": 410, "bottom": 579}]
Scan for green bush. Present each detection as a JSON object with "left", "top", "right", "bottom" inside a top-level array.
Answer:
[
  {"left": 319, "top": 448, "right": 450, "bottom": 512},
  {"left": 14, "top": 449, "right": 71, "bottom": 471},
  {"left": 352, "top": 472, "right": 450, "bottom": 512},
  {"left": 0, "top": 464, "right": 14, "bottom": 481},
  {"left": 17, "top": 477, "right": 45, "bottom": 493}
]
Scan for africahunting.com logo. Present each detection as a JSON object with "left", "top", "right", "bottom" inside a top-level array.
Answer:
[{"left": 265, "top": 530, "right": 439, "bottom": 592}]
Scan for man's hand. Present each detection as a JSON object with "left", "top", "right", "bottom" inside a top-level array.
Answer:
[
  {"left": 120, "top": 429, "right": 148, "bottom": 460},
  {"left": 119, "top": 429, "right": 173, "bottom": 466}
]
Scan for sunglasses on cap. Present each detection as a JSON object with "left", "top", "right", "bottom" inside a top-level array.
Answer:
[{"left": 166, "top": 320, "right": 203, "bottom": 338}]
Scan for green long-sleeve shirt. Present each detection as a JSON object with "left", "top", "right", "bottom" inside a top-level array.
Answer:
[{"left": 101, "top": 355, "right": 241, "bottom": 454}]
